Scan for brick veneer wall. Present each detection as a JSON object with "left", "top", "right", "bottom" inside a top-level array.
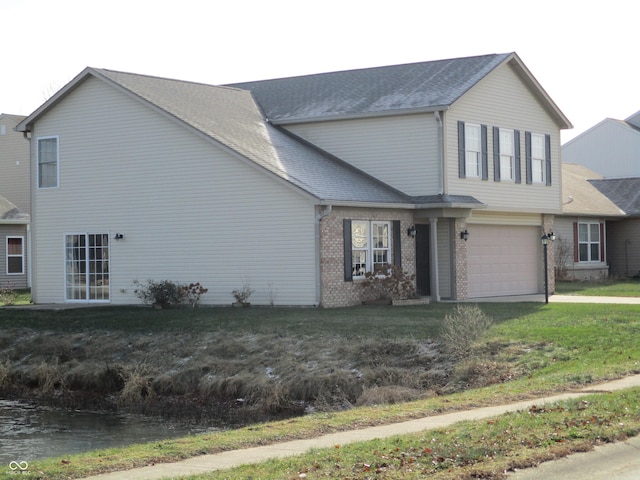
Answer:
[
  {"left": 453, "top": 217, "right": 468, "bottom": 300},
  {"left": 542, "top": 214, "right": 556, "bottom": 293},
  {"left": 319, "top": 207, "right": 416, "bottom": 307}
]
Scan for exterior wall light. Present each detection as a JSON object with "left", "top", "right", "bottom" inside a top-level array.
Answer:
[
  {"left": 407, "top": 225, "right": 416, "bottom": 238},
  {"left": 460, "top": 229, "right": 470, "bottom": 241},
  {"left": 114, "top": 233, "right": 124, "bottom": 240}
]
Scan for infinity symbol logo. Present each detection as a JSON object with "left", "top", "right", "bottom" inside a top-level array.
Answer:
[{"left": 9, "top": 461, "right": 28, "bottom": 471}]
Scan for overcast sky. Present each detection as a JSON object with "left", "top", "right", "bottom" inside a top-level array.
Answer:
[{"left": 1, "top": 0, "right": 637, "bottom": 143}]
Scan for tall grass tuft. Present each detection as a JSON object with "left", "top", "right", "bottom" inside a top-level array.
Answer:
[{"left": 440, "top": 304, "right": 493, "bottom": 358}]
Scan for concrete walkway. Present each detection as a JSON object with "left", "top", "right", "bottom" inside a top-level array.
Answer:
[{"left": 82, "top": 374, "right": 640, "bottom": 480}]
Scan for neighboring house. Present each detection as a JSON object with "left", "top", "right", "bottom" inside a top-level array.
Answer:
[
  {"left": 555, "top": 163, "right": 623, "bottom": 280},
  {"left": 0, "top": 113, "right": 30, "bottom": 290},
  {"left": 562, "top": 110, "right": 640, "bottom": 178},
  {"left": 16, "top": 52, "right": 572, "bottom": 307},
  {"left": 588, "top": 177, "right": 640, "bottom": 277}
]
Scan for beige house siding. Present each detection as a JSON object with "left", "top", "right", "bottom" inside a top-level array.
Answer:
[
  {"left": 287, "top": 113, "right": 441, "bottom": 196},
  {"left": 445, "top": 63, "right": 562, "bottom": 214},
  {"left": 319, "top": 207, "right": 415, "bottom": 307},
  {"left": 0, "top": 114, "right": 30, "bottom": 213},
  {"left": 29, "top": 77, "right": 318, "bottom": 306}
]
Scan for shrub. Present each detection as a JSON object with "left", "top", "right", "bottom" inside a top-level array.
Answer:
[
  {"left": 133, "top": 280, "right": 183, "bottom": 307},
  {"left": 362, "top": 263, "right": 416, "bottom": 301},
  {"left": 440, "top": 304, "right": 493, "bottom": 358},
  {"left": 232, "top": 279, "right": 254, "bottom": 305},
  {"left": 179, "top": 282, "right": 209, "bottom": 307}
]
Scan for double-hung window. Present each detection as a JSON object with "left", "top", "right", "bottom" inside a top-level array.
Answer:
[
  {"left": 464, "top": 123, "right": 482, "bottom": 178},
  {"left": 37, "top": 136, "right": 59, "bottom": 188},
  {"left": 531, "top": 133, "right": 546, "bottom": 184},
  {"left": 578, "top": 222, "right": 601, "bottom": 262},
  {"left": 499, "top": 129, "right": 514, "bottom": 181},
  {"left": 6, "top": 237, "right": 24, "bottom": 275},
  {"left": 351, "top": 221, "right": 390, "bottom": 278}
]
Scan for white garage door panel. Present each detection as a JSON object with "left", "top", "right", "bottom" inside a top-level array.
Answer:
[{"left": 468, "top": 225, "right": 539, "bottom": 298}]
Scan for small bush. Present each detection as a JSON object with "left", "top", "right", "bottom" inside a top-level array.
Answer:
[
  {"left": 440, "top": 304, "right": 493, "bottom": 358},
  {"left": 232, "top": 279, "right": 254, "bottom": 305},
  {"left": 133, "top": 279, "right": 186, "bottom": 307},
  {"left": 179, "top": 282, "right": 209, "bottom": 307},
  {"left": 362, "top": 263, "right": 416, "bottom": 301}
]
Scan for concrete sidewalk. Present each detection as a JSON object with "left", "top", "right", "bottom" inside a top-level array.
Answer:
[{"left": 82, "top": 374, "right": 640, "bottom": 480}]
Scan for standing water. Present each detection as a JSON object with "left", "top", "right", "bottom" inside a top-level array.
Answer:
[{"left": 0, "top": 399, "right": 216, "bottom": 466}]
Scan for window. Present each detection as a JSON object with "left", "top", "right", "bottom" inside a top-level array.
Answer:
[
  {"left": 531, "top": 133, "right": 545, "bottom": 183},
  {"left": 577, "top": 222, "right": 602, "bottom": 262},
  {"left": 38, "top": 136, "right": 59, "bottom": 188},
  {"left": 499, "top": 129, "right": 514, "bottom": 180},
  {"left": 350, "top": 221, "right": 391, "bottom": 278},
  {"left": 464, "top": 124, "right": 482, "bottom": 178},
  {"left": 65, "top": 233, "right": 109, "bottom": 301},
  {"left": 6, "top": 237, "right": 24, "bottom": 275}
]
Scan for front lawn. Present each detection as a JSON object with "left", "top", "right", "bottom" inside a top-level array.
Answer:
[
  {"left": 555, "top": 278, "right": 640, "bottom": 296},
  {"left": 4, "top": 301, "right": 638, "bottom": 479}
]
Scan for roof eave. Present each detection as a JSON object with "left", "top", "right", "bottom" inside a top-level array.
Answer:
[{"left": 270, "top": 105, "right": 450, "bottom": 125}]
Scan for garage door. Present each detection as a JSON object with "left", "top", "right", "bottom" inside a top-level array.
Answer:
[{"left": 467, "top": 225, "right": 539, "bottom": 298}]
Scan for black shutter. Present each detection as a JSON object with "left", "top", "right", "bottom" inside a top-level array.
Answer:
[
  {"left": 392, "top": 220, "right": 401, "bottom": 268},
  {"left": 457, "top": 121, "right": 466, "bottom": 178},
  {"left": 481, "top": 125, "right": 488, "bottom": 180},
  {"left": 493, "top": 126, "right": 500, "bottom": 181},
  {"left": 545, "top": 134, "right": 552, "bottom": 186},
  {"left": 514, "top": 130, "right": 521, "bottom": 184},
  {"left": 343, "top": 219, "right": 352, "bottom": 281},
  {"left": 525, "top": 131, "right": 532, "bottom": 185}
]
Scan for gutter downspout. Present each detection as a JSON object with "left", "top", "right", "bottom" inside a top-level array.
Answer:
[
  {"left": 315, "top": 205, "right": 332, "bottom": 307},
  {"left": 434, "top": 111, "right": 445, "bottom": 194}
]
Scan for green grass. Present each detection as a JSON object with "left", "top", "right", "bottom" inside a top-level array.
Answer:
[
  {"left": 7, "top": 301, "right": 640, "bottom": 479},
  {"left": 556, "top": 278, "right": 640, "bottom": 296},
  {"left": 0, "top": 288, "right": 31, "bottom": 306}
]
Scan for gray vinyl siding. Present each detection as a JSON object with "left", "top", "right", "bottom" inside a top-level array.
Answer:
[
  {"left": 0, "top": 225, "right": 28, "bottom": 289},
  {"left": 445, "top": 63, "right": 563, "bottom": 214},
  {"left": 562, "top": 120, "right": 640, "bottom": 178},
  {"left": 29, "top": 77, "right": 318, "bottom": 305},
  {"left": 0, "top": 115, "right": 30, "bottom": 213},
  {"left": 605, "top": 219, "right": 640, "bottom": 277},
  {"left": 287, "top": 113, "right": 441, "bottom": 196}
]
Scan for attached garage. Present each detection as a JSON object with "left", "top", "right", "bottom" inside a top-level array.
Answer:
[{"left": 467, "top": 224, "right": 540, "bottom": 298}]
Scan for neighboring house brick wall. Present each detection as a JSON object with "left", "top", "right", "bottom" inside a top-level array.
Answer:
[{"left": 319, "top": 207, "right": 415, "bottom": 307}]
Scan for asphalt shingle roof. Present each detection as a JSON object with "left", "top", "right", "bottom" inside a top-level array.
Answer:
[
  {"left": 589, "top": 178, "right": 640, "bottom": 216},
  {"left": 228, "top": 53, "right": 512, "bottom": 123},
  {"left": 561, "top": 164, "right": 623, "bottom": 216}
]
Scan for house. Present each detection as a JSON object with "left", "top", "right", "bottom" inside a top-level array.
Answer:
[
  {"left": 559, "top": 110, "right": 640, "bottom": 280},
  {"left": 554, "top": 163, "right": 623, "bottom": 280},
  {"left": 562, "top": 110, "right": 640, "bottom": 178},
  {"left": 15, "top": 53, "right": 572, "bottom": 307},
  {"left": 0, "top": 113, "right": 30, "bottom": 290}
]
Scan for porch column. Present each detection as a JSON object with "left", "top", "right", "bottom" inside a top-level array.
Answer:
[{"left": 429, "top": 218, "right": 440, "bottom": 301}]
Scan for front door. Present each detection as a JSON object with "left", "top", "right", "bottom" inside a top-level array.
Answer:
[{"left": 415, "top": 224, "right": 430, "bottom": 296}]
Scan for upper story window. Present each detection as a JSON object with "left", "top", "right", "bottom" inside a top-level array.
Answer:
[
  {"left": 6, "top": 236, "right": 24, "bottom": 275},
  {"left": 531, "top": 133, "right": 546, "bottom": 183},
  {"left": 37, "top": 136, "right": 59, "bottom": 188},
  {"left": 499, "top": 129, "right": 515, "bottom": 180},
  {"left": 464, "top": 124, "right": 482, "bottom": 178},
  {"left": 578, "top": 222, "right": 602, "bottom": 262},
  {"left": 351, "top": 220, "right": 390, "bottom": 278},
  {"left": 458, "top": 121, "right": 487, "bottom": 180}
]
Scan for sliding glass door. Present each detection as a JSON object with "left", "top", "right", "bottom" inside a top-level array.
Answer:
[{"left": 65, "top": 233, "right": 109, "bottom": 301}]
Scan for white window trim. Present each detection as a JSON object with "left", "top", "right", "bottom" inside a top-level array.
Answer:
[
  {"left": 499, "top": 128, "right": 514, "bottom": 181},
  {"left": 64, "top": 232, "right": 110, "bottom": 303},
  {"left": 37, "top": 135, "right": 60, "bottom": 189},
  {"left": 352, "top": 220, "right": 391, "bottom": 279},
  {"left": 531, "top": 133, "right": 546, "bottom": 184},
  {"left": 465, "top": 123, "right": 482, "bottom": 178},
  {"left": 6, "top": 236, "right": 25, "bottom": 275},
  {"left": 577, "top": 222, "right": 602, "bottom": 263}
]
